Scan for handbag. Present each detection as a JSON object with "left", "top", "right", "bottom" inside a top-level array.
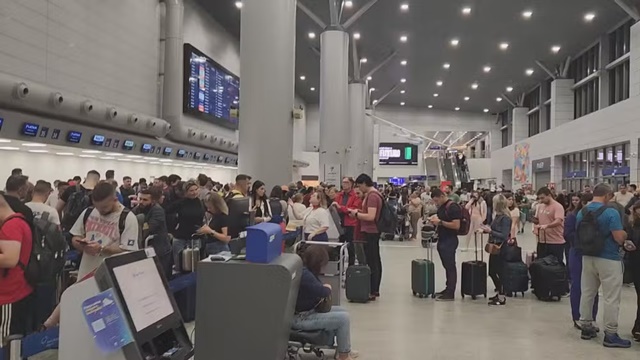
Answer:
[
  {"left": 502, "top": 238, "right": 523, "bottom": 262},
  {"left": 484, "top": 241, "right": 502, "bottom": 255},
  {"left": 315, "top": 295, "right": 332, "bottom": 313}
]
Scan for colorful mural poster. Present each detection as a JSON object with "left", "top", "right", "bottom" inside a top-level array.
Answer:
[{"left": 513, "top": 143, "right": 531, "bottom": 189}]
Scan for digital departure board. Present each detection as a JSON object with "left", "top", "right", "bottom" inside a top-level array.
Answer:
[{"left": 184, "top": 44, "right": 239, "bottom": 130}]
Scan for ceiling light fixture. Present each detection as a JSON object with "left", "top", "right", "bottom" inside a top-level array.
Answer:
[
  {"left": 433, "top": 93, "right": 439, "bottom": 97},
  {"left": 372, "top": 100, "right": 379, "bottom": 104},
  {"left": 367, "top": 76, "right": 372, "bottom": 81},
  {"left": 436, "top": 81, "right": 443, "bottom": 86},
  {"left": 400, "top": 90, "right": 406, "bottom": 94},
  {"left": 235, "top": 1, "right": 242, "bottom": 9},
  {"left": 56, "top": 152, "right": 74, "bottom": 156},
  {"left": 522, "top": 10, "right": 533, "bottom": 19},
  {"left": 400, "top": 78, "right": 407, "bottom": 83},
  {"left": 400, "top": 35, "right": 408, "bottom": 43},
  {"left": 450, "top": 38, "right": 460, "bottom": 47},
  {"left": 104, "top": 152, "right": 123, "bottom": 156},
  {"left": 353, "top": 32, "right": 361, "bottom": 40},
  {"left": 79, "top": 154, "right": 96, "bottom": 158},
  {"left": 82, "top": 150, "right": 102, "bottom": 154},
  {"left": 471, "top": 83, "right": 479, "bottom": 90},
  {"left": 428, "top": 105, "right": 433, "bottom": 109},
  {"left": 100, "top": 157, "right": 115, "bottom": 160},
  {"left": 400, "top": 60, "right": 407, "bottom": 66},
  {"left": 22, "top": 143, "right": 46, "bottom": 147},
  {"left": 483, "top": 108, "right": 490, "bottom": 113},
  {"left": 0, "top": 146, "right": 19, "bottom": 151},
  {"left": 551, "top": 45, "right": 561, "bottom": 53},
  {"left": 28, "top": 149, "right": 48, "bottom": 153},
  {"left": 506, "top": 86, "right": 514, "bottom": 92},
  {"left": 499, "top": 42, "right": 509, "bottom": 50},
  {"left": 525, "top": 68, "right": 534, "bottom": 76},
  {"left": 483, "top": 66, "right": 491, "bottom": 73},
  {"left": 300, "top": 75, "right": 306, "bottom": 81},
  {"left": 496, "top": 97, "right": 503, "bottom": 102},
  {"left": 584, "top": 13, "right": 596, "bottom": 22},
  {"left": 400, "top": 3, "right": 409, "bottom": 11},
  {"left": 400, "top": 102, "right": 406, "bottom": 106},
  {"left": 308, "top": 32, "right": 316, "bottom": 39},
  {"left": 344, "top": 0, "right": 353, "bottom": 8},
  {"left": 360, "top": 57, "right": 367, "bottom": 63},
  {"left": 0, "top": 139, "right": 11, "bottom": 143},
  {"left": 462, "top": 6, "right": 471, "bottom": 15},
  {"left": 370, "top": 87, "right": 376, "bottom": 91},
  {"left": 310, "top": 87, "right": 316, "bottom": 91},
  {"left": 455, "top": 107, "right": 460, "bottom": 111},
  {"left": 464, "top": 96, "right": 470, "bottom": 101},
  {"left": 443, "top": 63, "right": 451, "bottom": 69}
]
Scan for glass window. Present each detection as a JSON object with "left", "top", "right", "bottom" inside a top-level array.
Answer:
[{"left": 571, "top": 44, "right": 601, "bottom": 119}]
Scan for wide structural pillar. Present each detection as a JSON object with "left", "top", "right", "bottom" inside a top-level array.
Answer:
[
  {"left": 347, "top": 82, "right": 366, "bottom": 177},
  {"left": 319, "top": 29, "right": 350, "bottom": 186},
  {"left": 511, "top": 107, "right": 528, "bottom": 144},
  {"left": 238, "top": 0, "right": 296, "bottom": 187},
  {"left": 362, "top": 110, "right": 374, "bottom": 176}
]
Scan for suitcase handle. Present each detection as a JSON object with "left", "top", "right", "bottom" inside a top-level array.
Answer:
[
  {"left": 474, "top": 232, "right": 484, "bottom": 262},
  {"left": 294, "top": 240, "right": 348, "bottom": 284}
]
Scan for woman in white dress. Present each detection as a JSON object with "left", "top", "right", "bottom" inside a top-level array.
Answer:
[{"left": 464, "top": 191, "right": 487, "bottom": 251}]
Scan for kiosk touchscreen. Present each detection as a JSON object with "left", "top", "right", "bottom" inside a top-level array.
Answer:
[{"left": 94, "top": 251, "right": 193, "bottom": 360}]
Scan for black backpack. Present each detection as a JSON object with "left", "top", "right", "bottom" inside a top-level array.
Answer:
[
  {"left": 62, "top": 185, "right": 92, "bottom": 231},
  {"left": 576, "top": 206, "right": 609, "bottom": 256},
  {"left": 372, "top": 192, "right": 396, "bottom": 234},
  {"left": 4, "top": 212, "right": 68, "bottom": 286}
]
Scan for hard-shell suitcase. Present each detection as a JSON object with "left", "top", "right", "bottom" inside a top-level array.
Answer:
[
  {"left": 530, "top": 229, "right": 567, "bottom": 301},
  {"left": 411, "top": 244, "right": 435, "bottom": 298},
  {"left": 502, "top": 261, "right": 529, "bottom": 297},
  {"left": 461, "top": 232, "right": 487, "bottom": 300},
  {"left": 345, "top": 265, "right": 371, "bottom": 303},
  {"left": 179, "top": 236, "right": 202, "bottom": 273}
]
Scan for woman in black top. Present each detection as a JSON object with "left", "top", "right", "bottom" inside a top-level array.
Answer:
[
  {"left": 169, "top": 181, "right": 205, "bottom": 268},
  {"left": 197, "top": 192, "right": 231, "bottom": 255},
  {"left": 251, "top": 181, "right": 272, "bottom": 224},
  {"left": 480, "top": 194, "right": 512, "bottom": 306}
]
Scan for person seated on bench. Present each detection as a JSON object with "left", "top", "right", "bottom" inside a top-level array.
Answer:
[
  {"left": 289, "top": 192, "right": 330, "bottom": 241},
  {"left": 292, "top": 245, "right": 358, "bottom": 360}
]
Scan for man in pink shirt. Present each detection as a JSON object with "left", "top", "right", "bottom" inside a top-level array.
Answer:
[{"left": 533, "top": 187, "right": 566, "bottom": 263}]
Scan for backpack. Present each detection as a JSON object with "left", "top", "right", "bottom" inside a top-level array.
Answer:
[
  {"left": 3, "top": 212, "right": 67, "bottom": 286},
  {"left": 371, "top": 192, "right": 396, "bottom": 234},
  {"left": 445, "top": 201, "right": 471, "bottom": 236},
  {"left": 576, "top": 205, "right": 609, "bottom": 256},
  {"left": 62, "top": 185, "right": 92, "bottom": 231},
  {"left": 83, "top": 207, "right": 137, "bottom": 243}
]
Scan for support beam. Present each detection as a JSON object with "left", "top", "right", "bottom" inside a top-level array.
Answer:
[
  {"left": 461, "top": 132, "right": 486, "bottom": 148},
  {"left": 372, "top": 84, "right": 398, "bottom": 106},
  {"left": 343, "top": 0, "right": 378, "bottom": 29},
  {"left": 310, "top": 45, "right": 321, "bottom": 57},
  {"left": 561, "top": 56, "right": 572, "bottom": 78},
  {"left": 352, "top": 38, "right": 361, "bottom": 80},
  {"left": 363, "top": 50, "right": 397, "bottom": 80},
  {"left": 501, "top": 93, "right": 517, "bottom": 108},
  {"left": 297, "top": 2, "right": 327, "bottom": 29},
  {"left": 328, "top": 0, "right": 341, "bottom": 26},
  {"left": 368, "top": 114, "right": 449, "bottom": 146},
  {"left": 615, "top": 0, "right": 640, "bottom": 21},
  {"left": 535, "top": 60, "right": 557, "bottom": 79}
]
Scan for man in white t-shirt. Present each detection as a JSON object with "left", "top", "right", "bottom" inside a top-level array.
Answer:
[
  {"left": 613, "top": 184, "right": 634, "bottom": 208},
  {"left": 26, "top": 181, "right": 60, "bottom": 226},
  {"left": 70, "top": 182, "right": 139, "bottom": 278}
]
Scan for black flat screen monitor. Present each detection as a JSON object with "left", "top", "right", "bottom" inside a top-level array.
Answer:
[
  {"left": 379, "top": 142, "right": 419, "bottom": 165},
  {"left": 227, "top": 197, "right": 250, "bottom": 239},
  {"left": 92, "top": 135, "right": 105, "bottom": 146},
  {"left": 177, "top": 149, "right": 186, "bottom": 158},
  {"left": 22, "top": 123, "right": 39, "bottom": 137},
  {"left": 163, "top": 147, "right": 173, "bottom": 156},
  {"left": 141, "top": 144, "right": 153, "bottom": 153},
  {"left": 123, "top": 140, "right": 135, "bottom": 151},
  {"left": 183, "top": 43, "right": 239, "bottom": 130},
  {"left": 66, "top": 131, "right": 82, "bottom": 143}
]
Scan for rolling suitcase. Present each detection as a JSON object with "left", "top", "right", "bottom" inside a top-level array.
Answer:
[
  {"left": 178, "top": 236, "right": 202, "bottom": 273},
  {"left": 502, "top": 261, "right": 529, "bottom": 297},
  {"left": 530, "top": 229, "right": 567, "bottom": 301},
  {"left": 346, "top": 265, "right": 371, "bottom": 303},
  {"left": 411, "top": 244, "right": 435, "bottom": 298},
  {"left": 461, "top": 232, "right": 487, "bottom": 300}
]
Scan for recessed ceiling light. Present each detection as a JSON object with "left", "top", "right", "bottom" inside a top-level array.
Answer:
[
  {"left": 100, "top": 156, "right": 116, "bottom": 160},
  {"left": 360, "top": 57, "right": 368, "bottom": 63},
  {"left": 428, "top": 105, "right": 433, "bottom": 109},
  {"left": 28, "top": 149, "right": 48, "bottom": 153},
  {"left": 462, "top": 6, "right": 472, "bottom": 15},
  {"left": 22, "top": 143, "right": 46, "bottom": 147},
  {"left": 0, "top": 139, "right": 11, "bottom": 143},
  {"left": 525, "top": 68, "right": 534, "bottom": 76},
  {"left": 584, "top": 13, "right": 596, "bottom": 22},
  {"left": 400, "top": 35, "right": 408, "bottom": 43},
  {"left": 499, "top": 42, "right": 509, "bottom": 50},
  {"left": 483, "top": 108, "right": 490, "bottom": 113},
  {"left": 345, "top": 0, "right": 353, "bottom": 8},
  {"left": 367, "top": 76, "right": 372, "bottom": 81},
  {"left": 522, "top": 10, "right": 533, "bottom": 19},
  {"left": 400, "top": 90, "right": 406, "bottom": 94},
  {"left": 104, "top": 152, "right": 123, "bottom": 156},
  {"left": 400, "top": 78, "right": 407, "bottom": 83},
  {"left": 455, "top": 107, "right": 460, "bottom": 111},
  {"left": 464, "top": 96, "right": 470, "bottom": 101},
  {"left": 56, "top": 152, "right": 74, "bottom": 156},
  {"left": 310, "top": 87, "right": 316, "bottom": 91},
  {"left": 443, "top": 63, "right": 451, "bottom": 69},
  {"left": 370, "top": 87, "right": 376, "bottom": 91},
  {"left": 235, "top": 1, "right": 242, "bottom": 9},
  {"left": 496, "top": 97, "right": 503, "bottom": 102},
  {"left": 353, "top": 32, "right": 361, "bottom": 40},
  {"left": 82, "top": 150, "right": 102, "bottom": 154},
  {"left": 372, "top": 99, "right": 379, "bottom": 104},
  {"left": 0, "top": 147, "right": 19, "bottom": 151},
  {"left": 483, "top": 66, "right": 491, "bottom": 73},
  {"left": 159, "top": 159, "right": 173, "bottom": 163},
  {"left": 79, "top": 154, "right": 96, "bottom": 158},
  {"left": 400, "top": 102, "right": 406, "bottom": 106},
  {"left": 126, "top": 155, "right": 142, "bottom": 159},
  {"left": 433, "top": 93, "right": 439, "bottom": 97},
  {"left": 436, "top": 81, "right": 443, "bottom": 86},
  {"left": 400, "top": 3, "right": 409, "bottom": 11},
  {"left": 551, "top": 45, "right": 561, "bottom": 53},
  {"left": 400, "top": 60, "right": 408, "bottom": 66},
  {"left": 471, "top": 83, "right": 479, "bottom": 90},
  {"left": 308, "top": 32, "right": 316, "bottom": 39},
  {"left": 300, "top": 75, "right": 306, "bottom": 81},
  {"left": 506, "top": 86, "right": 514, "bottom": 92},
  {"left": 450, "top": 38, "right": 460, "bottom": 47},
  {"left": 133, "top": 160, "right": 146, "bottom": 163}
]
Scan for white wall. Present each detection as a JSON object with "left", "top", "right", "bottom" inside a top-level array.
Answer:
[
  {"left": 0, "top": 0, "right": 161, "bottom": 116},
  {"left": 0, "top": 149, "right": 236, "bottom": 185},
  {"left": 467, "top": 158, "right": 492, "bottom": 180}
]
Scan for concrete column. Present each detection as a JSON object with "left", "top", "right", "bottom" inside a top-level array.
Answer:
[
  {"left": 238, "top": 0, "right": 296, "bottom": 187},
  {"left": 550, "top": 79, "right": 575, "bottom": 128},
  {"left": 630, "top": 22, "right": 640, "bottom": 98},
  {"left": 550, "top": 155, "right": 564, "bottom": 191},
  {"left": 292, "top": 106, "right": 306, "bottom": 160},
  {"left": 363, "top": 109, "right": 374, "bottom": 176},
  {"left": 319, "top": 30, "right": 350, "bottom": 185},
  {"left": 489, "top": 126, "right": 501, "bottom": 154},
  {"left": 599, "top": 34, "right": 612, "bottom": 109},
  {"left": 511, "top": 107, "right": 528, "bottom": 144},
  {"left": 631, "top": 137, "right": 640, "bottom": 185},
  {"left": 347, "top": 82, "right": 366, "bottom": 177}
]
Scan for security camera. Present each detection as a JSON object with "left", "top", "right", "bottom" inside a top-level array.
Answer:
[
  {"left": 14, "top": 83, "right": 29, "bottom": 99},
  {"left": 200, "top": 133, "right": 208, "bottom": 140},
  {"left": 146, "top": 119, "right": 157, "bottom": 128},
  {"left": 221, "top": 139, "right": 228, "bottom": 146},
  {"left": 82, "top": 101, "right": 94, "bottom": 113},
  {"left": 128, "top": 114, "right": 139, "bottom": 124},
  {"left": 107, "top": 108, "right": 118, "bottom": 119},
  {"left": 188, "top": 129, "right": 196, "bottom": 137},
  {"left": 51, "top": 92, "right": 64, "bottom": 107}
]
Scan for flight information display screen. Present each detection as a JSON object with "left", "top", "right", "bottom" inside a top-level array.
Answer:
[
  {"left": 379, "top": 143, "right": 419, "bottom": 165},
  {"left": 184, "top": 43, "right": 239, "bottom": 130}
]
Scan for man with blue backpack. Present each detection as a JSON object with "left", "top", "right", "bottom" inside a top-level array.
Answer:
[{"left": 576, "top": 183, "right": 631, "bottom": 348}]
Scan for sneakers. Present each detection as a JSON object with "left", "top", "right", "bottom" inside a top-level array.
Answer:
[
  {"left": 603, "top": 333, "right": 632, "bottom": 348},
  {"left": 581, "top": 325, "right": 598, "bottom": 340},
  {"left": 435, "top": 292, "right": 454, "bottom": 301},
  {"left": 574, "top": 321, "right": 600, "bottom": 333},
  {"left": 435, "top": 289, "right": 447, "bottom": 296},
  {"left": 488, "top": 295, "right": 506, "bottom": 306}
]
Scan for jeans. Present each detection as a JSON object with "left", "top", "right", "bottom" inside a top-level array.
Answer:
[
  {"left": 340, "top": 226, "right": 356, "bottom": 266},
  {"left": 363, "top": 232, "right": 382, "bottom": 294},
  {"left": 536, "top": 242, "right": 566, "bottom": 264},
  {"left": 437, "top": 236, "right": 459, "bottom": 294},
  {"left": 205, "top": 241, "right": 230, "bottom": 256},
  {"left": 579, "top": 256, "right": 623, "bottom": 334},
  {"left": 354, "top": 243, "right": 367, "bottom": 265},
  {"left": 292, "top": 306, "right": 351, "bottom": 353},
  {"left": 568, "top": 247, "right": 598, "bottom": 321}
]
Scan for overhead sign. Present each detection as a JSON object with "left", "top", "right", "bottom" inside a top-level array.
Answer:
[
  {"left": 379, "top": 142, "right": 418, "bottom": 165},
  {"left": 323, "top": 164, "right": 341, "bottom": 186},
  {"left": 532, "top": 157, "right": 551, "bottom": 172}
]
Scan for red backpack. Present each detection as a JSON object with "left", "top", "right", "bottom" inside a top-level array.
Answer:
[{"left": 445, "top": 202, "right": 471, "bottom": 236}]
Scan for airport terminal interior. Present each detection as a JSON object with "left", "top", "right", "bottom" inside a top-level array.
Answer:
[{"left": 2, "top": 0, "right": 640, "bottom": 359}]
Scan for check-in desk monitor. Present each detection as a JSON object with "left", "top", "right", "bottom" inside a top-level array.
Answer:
[{"left": 95, "top": 251, "right": 193, "bottom": 360}]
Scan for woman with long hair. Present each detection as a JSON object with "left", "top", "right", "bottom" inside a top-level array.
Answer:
[
  {"left": 197, "top": 192, "right": 232, "bottom": 255},
  {"left": 250, "top": 180, "right": 272, "bottom": 224},
  {"left": 624, "top": 203, "right": 640, "bottom": 340},
  {"left": 289, "top": 192, "right": 331, "bottom": 241},
  {"left": 407, "top": 192, "right": 423, "bottom": 241},
  {"left": 464, "top": 191, "right": 487, "bottom": 251},
  {"left": 480, "top": 194, "right": 512, "bottom": 306},
  {"left": 504, "top": 193, "right": 520, "bottom": 239},
  {"left": 567, "top": 193, "right": 598, "bottom": 331}
]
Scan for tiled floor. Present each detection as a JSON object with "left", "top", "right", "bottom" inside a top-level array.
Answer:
[{"left": 34, "top": 225, "right": 640, "bottom": 359}]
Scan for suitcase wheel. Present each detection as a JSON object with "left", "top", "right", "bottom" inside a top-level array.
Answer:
[
  {"left": 418, "top": 294, "right": 425, "bottom": 298},
  {"left": 431, "top": 294, "right": 436, "bottom": 299},
  {"left": 471, "top": 295, "right": 477, "bottom": 300},
  {"left": 412, "top": 291, "right": 416, "bottom": 296}
]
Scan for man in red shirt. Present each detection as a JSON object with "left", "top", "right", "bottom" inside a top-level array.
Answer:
[
  {"left": 333, "top": 177, "right": 362, "bottom": 267},
  {"left": 0, "top": 192, "right": 34, "bottom": 344}
]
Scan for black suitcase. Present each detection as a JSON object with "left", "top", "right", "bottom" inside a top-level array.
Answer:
[
  {"left": 530, "top": 255, "right": 567, "bottom": 301},
  {"left": 345, "top": 265, "right": 371, "bottom": 303},
  {"left": 461, "top": 232, "right": 487, "bottom": 300},
  {"left": 411, "top": 245, "right": 435, "bottom": 298},
  {"left": 502, "top": 261, "right": 529, "bottom": 297}
]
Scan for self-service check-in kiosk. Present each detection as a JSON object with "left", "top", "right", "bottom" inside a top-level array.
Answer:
[{"left": 59, "top": 250, "right": 193, "bottom": 360}]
